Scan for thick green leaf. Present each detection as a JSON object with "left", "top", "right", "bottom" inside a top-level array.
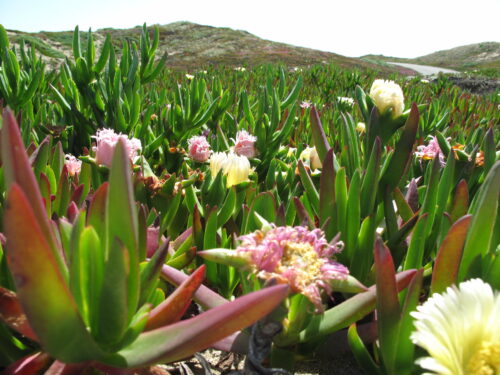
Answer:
[
  {"left": 299, "top": 269, "right": 416, "bottom": 342},
  {"left": 319, "top": 148, "right": 337, "bottom": 237},
  {"left": 459, "top": 161, "right": 500, "bottom": 280},
  {"left": 310, "top": 106, "right": 331, "bottom": 165},
  {"left": 449, "top": 179, "right": 469, "bottom": 223},
  {"left": 348, "top": 324, "right": 381, "bottom": 375},
  {"left": 4, "top": 185, "right": 106, "bottom": 362},
  {"left": 107, "top": 140, "right": 139, "bottom": 321},
  {"left": 298, "top": 160, "right": 319, "bottom": 216}
]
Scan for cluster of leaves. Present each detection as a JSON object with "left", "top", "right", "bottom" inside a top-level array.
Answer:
[{"left": 0, "top": 23, "right": 498, "bottom": 374}]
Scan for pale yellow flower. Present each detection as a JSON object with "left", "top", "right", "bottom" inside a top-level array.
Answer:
[
  {"left": 411, "top": 279, "right": 500, "bottom": 375},
  {"left": 300, "top": 146, "right": 322, "bottom": 170},
  {"left": 209, "top": 152, "right": 228, "bottom": 177},
  {"left": 356, "top": 122, "right": 366, "bottom": 133},
  {"left": 223, "top": 153, "right": 251, "bottom": 187},
  {"left": 369, "top": 79, "right": 405, "bottom": 118}
]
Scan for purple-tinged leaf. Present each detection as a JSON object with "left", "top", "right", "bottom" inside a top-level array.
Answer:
[
  {"left": 310, "top": 106, "right": 332, "bottom": 165},
  {"left": 431, "top": 215, "right": 472, "bottom": 294},
  {"left": 2, "top": 352, "right": 51, "bottom": 375},
  {"left": 449, "top": 179, "right": 469, "bottom": 223},
  {"left": 140, "top": 239, "right": 170, "bottom": 306},
  {"left": 1, "top": 108, "right": 66, "bottom": 277},
  {"left": 319, "top": 148, "right": 337, "bottom": 237},
  {"left": 105, "top": 285, "right": 289, "bottom": 367},
  {"left": 4, "top": 184, "right": 105, "bottom": 362},
  {"left": 405, "top": 178, "right": 419, "bottom": 213},
  {"left": 380, "top": 103, "right": 419, "bottom": 192},
  {"left": 161, "top": 265, "right": 228, "bottom": 309},
  {"left": 374, "top": 238, "right": 400, "bottom": 373},
  {"left": 53, "top": 165, "right": 71, "bottom": 217},
  {"left": 0, "top": 287, "right": 37, "bottom": 340},
  {"left": 293, "top": 197, "right": 314, "bottom": 229},
  {"left": 146, "top": 265, "right": 206, "bottom": 330}
]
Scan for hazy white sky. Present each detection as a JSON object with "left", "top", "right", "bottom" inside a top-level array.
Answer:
[{"left": 1, "top": 0, "right": 499, "bottom": 58}]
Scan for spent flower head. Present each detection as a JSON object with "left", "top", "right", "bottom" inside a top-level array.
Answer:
[
  {"left": 411, "top": 279, "right": 500, "bottom": 375},
  {"left": 369, "top": 79, "right": 405, "bottom": 118},
  {"left": 233, "top": 130, "right": 257, "bottom": 158},
  {"left": 300, "top": 146, "right": 322, "bottom": 170},
  {"left": 187, "top": 135, "right": 211, "bottom": 162},
  {"left": 92, "top": 128, "right": 142, "bottom": 167},
  {"left": 237, "top": 225, "right": 348, "bottom": 312},
  {"left": 64, "top": 154, "right": 82, "bottom": 177},
  {"left": 415, "top": 136, "right": 445, "bottom": 166}
]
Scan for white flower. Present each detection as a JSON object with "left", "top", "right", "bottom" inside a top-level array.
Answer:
[
  {"left": 336, "top": 96, "right": 355, "bottom": 108},
  {"left": 234, "top": 67, "right": 246, "bottom": 72},
  {"left": 185, "top": 74, "right": 194, "bottom": 80},
  {"left": 411, "top": 279, "right": 500, "bottom": 375},
  {"left": 209, "top": 152, "right": 228, "bottom": 177},
  {"left": 369, "top": 79, "right": 405, "bottom": 118},
  {"left": 421, "top": 79, "right": 430, "bottom": 84}
]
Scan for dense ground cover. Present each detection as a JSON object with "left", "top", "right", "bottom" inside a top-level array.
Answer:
[{"left": 0, "top": 25, "right": 499, "bottom": 374}]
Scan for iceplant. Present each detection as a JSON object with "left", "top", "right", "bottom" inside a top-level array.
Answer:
[
  {"left": 187, "top": 135, "right": 211, "bottom": 162},
  {"left": 411, "top": 279, "right": 500, "bottom": 375},
  {"left": 0, "top": 109, "right": 288, "bottom": 373},
  {"left": 92, "top": 128, "right": 142, "bottom": 167},
  {"left": 199, "top": 225, "right": 362, "bottom": 313},
  {"left": 369, "top": 79, "right": 405, "bottom": 118},
  {"left": 233, "top": 130, "right": 257, "bottom": 158},
  {"left": 209, "top": 151, "right": 252, "bottom": 187}
]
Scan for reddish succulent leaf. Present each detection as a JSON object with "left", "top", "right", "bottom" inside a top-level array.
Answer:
[
  {"left": 293, "top": 197, "right": 314, "bottom": 229},
  {"left": 106, "top": 284, "right": 289, "bottom": 367},
  {"left": 374, "top": 238, "right": 400, "bottom": 373},
  {"left": 44, "top": 360, "right": 89, "bottom": 375},
  {"left": 161, "top": 265, "right": 228, "bottom": 309},
  {"left": 1, "top": 109, "right": 65, "bottom": 274},
  {"left": 146, "top": 265, "right": 206, "bottom": 330},
  {"left": 4, "top": 184, "right": 105, "bottom": 363},
  {"left": 87, "top": 182, "right": 109, "bottom": 239},
  {"left": 2, "top": 352, "right": 51, "bottom": 375},
  {"left": 310, "top": 106, "right": 331, "bottom": 162},
  {"left": 0, "top": 287, "right": 37, "bottom": 340},
  {"left": 431, "top": 215, "right": 472, "bottom": 294},
  {"left": 449, "top": 180, "right": 469, "bottom": 223},
  {"left": 70, "top": 184, "right": 84, "bottom": 206}
]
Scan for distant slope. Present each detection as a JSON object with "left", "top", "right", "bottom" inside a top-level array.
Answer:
[
  {"left": 362, "top": 42, "right": 500, "bottom": 71},
  {"left": 5, "top": 21, "right": 407, "bottom": 73}
]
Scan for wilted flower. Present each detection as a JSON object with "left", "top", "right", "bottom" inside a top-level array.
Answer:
[
  {"left": 411, "top": 279, "right": 500, "bottom": 375},
  {"left": 64, "top": 154, "right": 82, "bottom": 177},
  {"left": 356, "top": 122, "right": 366, "bottom": 133},
  {"left": 369, "top": 79, "right": 405, "bottom": 118},
  {"left": 300, "top": 101, "right": 312, "bottom": 109},
  {"left": 92, "top": 129, "right": 142, "bottom": 167},
  {"left": 415, "top": 136, "right": 445, "bottom": 166},
  {"left": 187, "top": 135, "right": 211, "bottom": 162},
  {"left": 300, "top": 146, "right": 322, "bottom": 170},
  {"left": 209, "top": 152, "right": 252, "bottom": 187},
  {"left": 233, "top": 130, "right": 257, "bottom": 158},
  {"left": 237, "top": 226, "right": 348, "bottom": 312}
]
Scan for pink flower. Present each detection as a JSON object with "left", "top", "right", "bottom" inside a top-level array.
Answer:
[
  {"left": 300, "top": 101, "right": 312, "bottom": 109},
  {"left": 233, "top": 130, "right": 257, "bottom": 158},
  {"left": 92, "top": 129, "right": 142, "bottom": 167},
  {"left": 237, "top": 226, "right": 348, "bottom": 312},
  {"left": 187, "top": 135, "right": 211, "bottom": 162},
  {"left": 64, "top": 154, "right": 82, "bottom": 177},
  {"left": 415, "top": 136, "right": 445, "bottom": 166}
]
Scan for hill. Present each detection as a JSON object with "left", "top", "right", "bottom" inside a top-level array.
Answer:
[
  {"left": 5, "top": 21, "right": 410, "bottom": 73},
  {"left": 362, "top": 42, "right": 500, "bottom": 71}
]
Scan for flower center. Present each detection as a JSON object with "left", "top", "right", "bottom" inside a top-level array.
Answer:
[
  {"left": 467, "top": 341, "right": 500, "bottom": 375},
  {"left": 278, "top": 241, "right": 324, "bottom": 289}
]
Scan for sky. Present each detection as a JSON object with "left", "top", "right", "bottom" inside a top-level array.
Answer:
[{"left": 1, "top": 0, "right": 499, "bottom": 58}]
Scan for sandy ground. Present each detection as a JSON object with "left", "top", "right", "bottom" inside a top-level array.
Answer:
[{"left": 387, "top": 62, "right": 459, "bottom": 76}]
